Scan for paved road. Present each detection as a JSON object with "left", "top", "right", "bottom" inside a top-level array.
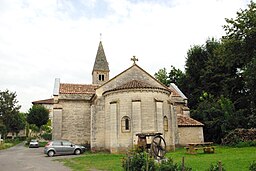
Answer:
[{"left": 0, "top": 142, "right": 75, "bottom": 171}]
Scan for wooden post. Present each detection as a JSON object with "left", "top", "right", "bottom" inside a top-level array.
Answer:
[
  {"left": 218, "top": 160, "right": 222, "bottom": 171},
  {"left": 182, "top": 156, "right": 185, "bottom": 171},
  {"left": 146, "top": 153, "right": 149, "bottom": 171}
]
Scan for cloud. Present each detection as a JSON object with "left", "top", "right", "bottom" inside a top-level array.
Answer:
[{"left": 0, "top": 0, "right": 252, "bottom": 112}]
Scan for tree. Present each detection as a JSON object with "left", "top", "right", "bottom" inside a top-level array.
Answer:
[
  {"left": 183, "top": 39, "right": 224, "bottom": 108},
  {"left": 222, "top": 1, "right": 256, "bottom": 127},
  {"left": 168, "top": 65, "right": 185, "bottom": 87},
  {"left": 0, "top": 90, "right": 23, "bottom": 138},
  {"left": 154, "top": 68, "right": 170, "bottom": 86},
  {"left": 192, "top": 93, "right": 236, "bottom": 143},
  {"left": 27, "top": 105, "right": 49, "bottom": 135},
  {"left": 155, "top": 66, "right": 185, "bottom": 88}
]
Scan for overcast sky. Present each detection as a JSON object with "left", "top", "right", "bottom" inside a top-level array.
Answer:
[{"left": 0, "top": 0, "right": 252, "bottom": 112}]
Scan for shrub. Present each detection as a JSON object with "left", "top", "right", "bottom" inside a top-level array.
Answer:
[
  {"left": 122, "top": 151, "right": 155, "bottom": 171},
  {"left": 41, "top": 133, "right": 52, "bottom": 140},
  {"left": 249, "top": 161, "right": 256, "bottom": 171},
  {"left": 122, "top": 150, "right": 192, "bottom": 171},
  {"left": 206, "top": 161, "right": 226, "bottom": 171},
  {"left": 155, "top": 158, "right": 192, "bottom": 171}
]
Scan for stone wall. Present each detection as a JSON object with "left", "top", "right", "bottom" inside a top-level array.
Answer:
[
  {"left": 91, "top": 97, "right": 106, "bottom": 151},
  {"left": 100, "top": 89, "right": 175, "bottom": 153},
  {"left": 58, "top": 99, "right": 91, "bottom": 145},
  {"left": 178, "top": 126, "right": 204, "bottom": 146}
]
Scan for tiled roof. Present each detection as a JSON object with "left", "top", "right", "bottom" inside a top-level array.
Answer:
[
  {"left": 59, "top": 83, "right": 99, "bottom": 94},
  {"left": 177, "top": 114, "right": 204, "bottom": 127},
  {"left": 103, "top": 80, "right": 170, "bottom": 94},
  {"left": 32, "top": 98, "right": 54, "bottom": 104}
]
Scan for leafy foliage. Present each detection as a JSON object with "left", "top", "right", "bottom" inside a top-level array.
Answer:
[
  {"left": 154, "top": 1, "right": 256, "bottom": 143},
  {"left": 0, "top": 90, "right": 24, "bottom": 137},
  {"left": 249, "top": 161, "right": 256, "bottom": 171},
  {"left": 207, "top": 162, "right": 226, "bottom": 171},
  {"left": 122, "top": 150, "right": 192, "bottom": 171},
  {"left": 154, "top": 68, "right": 170, "bottom": 86},
  {"left": 27, "top": 105, "right": 49, "bottom": 131}
]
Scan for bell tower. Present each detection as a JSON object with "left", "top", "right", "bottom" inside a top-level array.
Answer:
[{"left": 92, "top": 41, "right": 109, "bottom": 85}]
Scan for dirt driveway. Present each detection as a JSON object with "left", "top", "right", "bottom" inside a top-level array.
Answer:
[{"left": 0, "top": 142, "right": 76, "bottom": 171}]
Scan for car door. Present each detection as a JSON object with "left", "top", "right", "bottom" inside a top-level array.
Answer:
[
  {"left": 52, "top": 141, "right": 63, "bottom": 154},
  {"left": 61, "top": 141, "right": 74, "bottom": 154}
]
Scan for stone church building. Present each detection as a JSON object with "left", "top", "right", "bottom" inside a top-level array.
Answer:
[{"left": 51, "top": 41, "right": 204, "bottom": 153}]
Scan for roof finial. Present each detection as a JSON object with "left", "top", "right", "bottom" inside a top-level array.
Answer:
[
  {"left": 100, "top": 33, "right": 102, "bottom": 41},
  {"left": 131, "top": 56, "right": 138, "bottom": 65}
]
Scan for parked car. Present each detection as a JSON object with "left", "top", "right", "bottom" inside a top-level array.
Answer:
[
  {"left": 44, "top": 140, "right": 86, "bottom": 157},
  {"left": 29, "top": 139, "right": 39, "bottom": 148}
]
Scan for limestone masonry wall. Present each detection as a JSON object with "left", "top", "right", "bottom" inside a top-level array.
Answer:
[{"left": 60, "top": 99, "right": 91, "bottom": 145}]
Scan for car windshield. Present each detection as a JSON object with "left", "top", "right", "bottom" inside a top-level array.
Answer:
[{"left": 31, "top": 140, "right": 37, "bottom": 142}]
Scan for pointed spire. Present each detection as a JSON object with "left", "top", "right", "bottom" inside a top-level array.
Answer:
[{"left": 93, "top": 41, "right": 109, "bottom": 72}]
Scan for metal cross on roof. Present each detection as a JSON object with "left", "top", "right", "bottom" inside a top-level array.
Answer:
[{"left": 131, "top": 56, "right": 138, "bottom": 65}]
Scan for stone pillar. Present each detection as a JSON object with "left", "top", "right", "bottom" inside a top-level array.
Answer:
[
  {"left": 52, "top": 108, "right": 62, "bottom": 140},
  {"left": 110, "top": 102, "right": 118, "bottom": 153},
  {"left": 170, "top": 104, "right": 176, "bottom": 149},
  {"left": 132, "top": 101, "right": 141, "bottom": 146},
  {"left": 156, "top": 101, "right": 163, "bottom": 132}
]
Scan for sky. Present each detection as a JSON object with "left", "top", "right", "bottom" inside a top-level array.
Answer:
[{"left": 0, "top": 0, "right": 253, "bottom": 112}]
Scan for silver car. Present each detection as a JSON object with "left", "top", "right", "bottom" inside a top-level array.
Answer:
[
  {"left": 44, "top": 140, "right": 86, "bottom": 157},
  {"left": 29, "top": 139, "right": 39, "bottom": 148}
]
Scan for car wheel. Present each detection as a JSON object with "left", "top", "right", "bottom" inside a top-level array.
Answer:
[
  {"left": 47, "top": 150, "right": 55, "bottom": 157},
  {"left": 74, "top": 149, "right": 81, "bottom": 155}
]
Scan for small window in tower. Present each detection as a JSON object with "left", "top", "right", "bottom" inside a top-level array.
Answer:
[
  {"left": 99, "top": 75, "right": 101, "bottom": 81},
  {"left": 121, "top": 116, "right": 130, "bottom": 133},
  {"left": 102, "top": 75, "right": 104, "bottom": 81},
  {"left": 164, "top": 116, "right": 168, "bottom": 132}
]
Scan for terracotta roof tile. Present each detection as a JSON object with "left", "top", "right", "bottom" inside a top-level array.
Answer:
[
  {"left": 177, "top": 114, "right": 204, "bottom": 127},
  {"left": 32, "top": 98, "right": 54, "bottom": 104},
  {"left": 103, "top": 80, "right": 170, "bottom": 94},
  {"left": 59, "top": 83, "right": 99, "bottom": 94}
]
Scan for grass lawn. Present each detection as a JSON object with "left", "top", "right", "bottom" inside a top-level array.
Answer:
[{"left": 58, "top": 146, "right": 256, "bottom": 171}]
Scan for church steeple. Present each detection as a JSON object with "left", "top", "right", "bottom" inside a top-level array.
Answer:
[{"left": 92, "top": 41, "right": 109, "bottom": 85}]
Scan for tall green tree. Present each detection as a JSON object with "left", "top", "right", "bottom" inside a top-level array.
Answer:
[
  {"left": 154, "top": 68, "right": 170, "bottom": 86},
  {"left": 183, "top": 38, "right": 224, "bottom": 108},
  {"left": 155, "top": 66, "right": 185, "bottom": 88},
  {"left": 222, "top": 1, "right": 256, "bottom": 127},
  {"left": 27, "top": 105, "right": 49, "bottom": 135},
  {"left": 0, "top": 90, "right": 24, "bottom": 138}
]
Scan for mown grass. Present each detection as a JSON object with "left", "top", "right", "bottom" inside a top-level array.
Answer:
[
  {"left": 167, "top": 146, "right": 256, "bottom": 171},
  {"left": 59, "top": 152, "right": 124, "bottom": 171},
  {"left": 59, "top": 146, "right": 256, "bottom": 171}
]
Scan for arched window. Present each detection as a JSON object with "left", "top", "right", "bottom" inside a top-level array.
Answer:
[
  {"left": 164, "top": 116, "right": 168, "bottom": 132},
  {"left": 121, "top": 116, "right": 130, "bottom": 133}
]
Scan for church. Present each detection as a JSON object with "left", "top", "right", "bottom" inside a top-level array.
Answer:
[{"left": 51, "top": 41, "right": 204, "bottom": 153}]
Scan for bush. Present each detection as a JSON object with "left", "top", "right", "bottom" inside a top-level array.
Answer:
[
  {"left": 41, "top": 133, "right": 52, "bottom": 140},
  {"left": 122, "top": 151, "right": 155, "bottom": 171},
  {"left": 234, "top": 141, "right": 256, "bottom": 148},
  {"left": 206, "top": 162, "right": 226, "bottom": 171},
  {"left": 155, "top": 158, "right": 192, "bottom": 171},
  {"left": 122, "top": 150, "right": 192, "bottom": 171},
  {"left": 249, "top": 161, "right": 256, "bottom": 171}
]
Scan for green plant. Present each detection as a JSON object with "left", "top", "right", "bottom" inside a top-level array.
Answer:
[
  {"left": 155, "top": 157, "right": 192, "bottom": 171},
  {"left": 41, "top": 133, "right": 52, "bottom": 140},
  {"left": 206, "top": 161, "right": 226, "bottom": 171},
  {"left": 249, "top": 161, "right": 256, "bottom": 171},
  {"left": 122, "top": 151, "right": 155, "bottom": 171}
]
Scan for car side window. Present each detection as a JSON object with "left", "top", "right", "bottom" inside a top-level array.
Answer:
[
  {"left": 53, "top": 141, "right": 61, "bottom": 146},
  {"left": 62, "top": 141, "right": 72, "bottom": 146}
]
